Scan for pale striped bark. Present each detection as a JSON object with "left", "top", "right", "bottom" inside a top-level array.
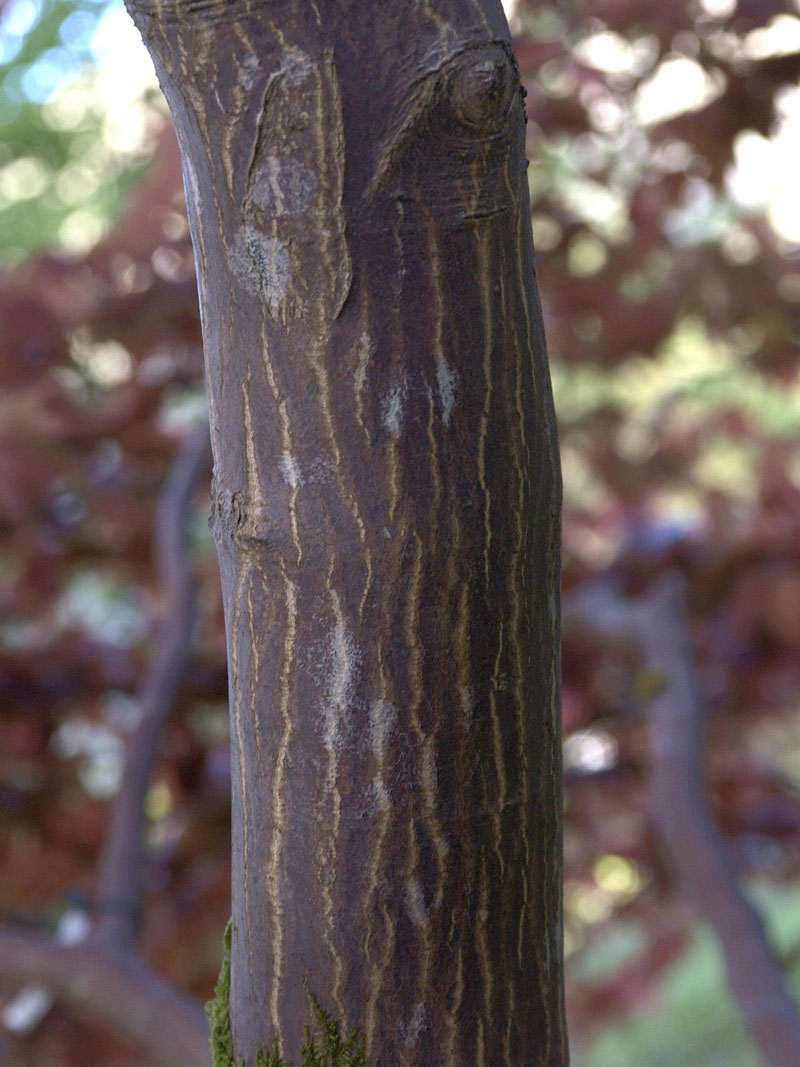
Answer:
[{"left": 125, "top": 2, "right": 566, "bottom": 1063}]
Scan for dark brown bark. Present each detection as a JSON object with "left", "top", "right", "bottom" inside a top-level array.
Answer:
[{"left": 124, "top": 3, "right": 566, "bottom": 1064}]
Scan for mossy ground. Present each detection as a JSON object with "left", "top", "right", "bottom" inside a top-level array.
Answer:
[{"left": 206, "top": 921, "right": 373, "bottom": 1067}]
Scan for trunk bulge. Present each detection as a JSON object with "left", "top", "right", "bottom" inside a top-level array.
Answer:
[{"left": 125, "top": 2, "right": 566, "bottom": 1064}]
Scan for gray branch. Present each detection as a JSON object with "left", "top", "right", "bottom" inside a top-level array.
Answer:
[
  {"left": 564, "top": 574, "right": 800, "bottom": 1067},
  {"left": 94, "top": 423, "right": 213, "bottom": 947},
  {"left": 0, "top": 924, "right": 209, "bottom": 1065}
]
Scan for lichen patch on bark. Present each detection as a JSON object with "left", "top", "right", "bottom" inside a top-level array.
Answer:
[{"left": 230, "top": 228, "right": 291, "bottom": 313}]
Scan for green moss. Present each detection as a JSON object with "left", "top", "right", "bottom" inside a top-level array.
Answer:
[
  {"left": 206, "top": 921, "right": 374, "bottom": 1067},
  {"left": 255, "top": 996, "right": 371, "bottom": 1066},
  {"left": 206, "top": 919, "right": 234, "bottom": 1066}
]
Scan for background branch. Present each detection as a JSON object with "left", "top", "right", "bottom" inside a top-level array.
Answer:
[
  {"left": 94, "top": 423, "right": 213, "bottom": 947},
  {"left": 0, "top": 425, "right": 213, "bottom": 1064},
  {"left": 0, "top": 924, "right": 209, "bottom": 1065},
  {"left": 564, "top": 574, "right": 800, "bottom": 1067}
]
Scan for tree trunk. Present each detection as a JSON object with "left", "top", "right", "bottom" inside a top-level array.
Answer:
[{"left": 124, "top": 2, "right": 566, "bottom": 1063}]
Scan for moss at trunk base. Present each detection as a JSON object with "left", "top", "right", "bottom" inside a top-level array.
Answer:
[
  {"left": 206, "top": 920, "right": 235, "bottom": 1065},
  {"left": 255, "top": 995, "right": 372, "bottom": 1066},
  {"left": 206, "top": 922, "right": 374, "bottom": 1067}
]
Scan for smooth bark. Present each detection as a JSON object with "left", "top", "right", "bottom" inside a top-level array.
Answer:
[{"left": 125, "top": 2, "right": 566, "bottom": 1063}]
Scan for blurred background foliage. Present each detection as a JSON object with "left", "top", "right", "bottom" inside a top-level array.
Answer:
[
  {"left": 0, "top": 0, "right": 160, "bottom": 261},
  {"left": 1, "top": 0, "right": 800, "bottom": 1063}
]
